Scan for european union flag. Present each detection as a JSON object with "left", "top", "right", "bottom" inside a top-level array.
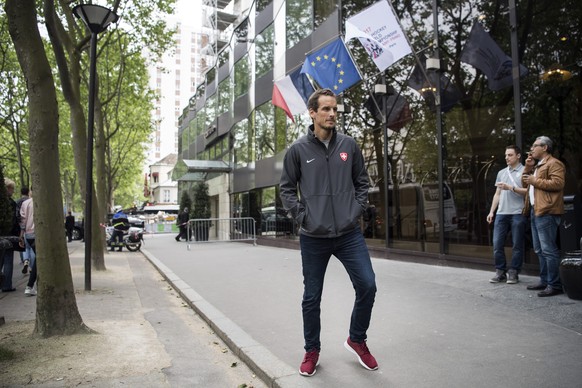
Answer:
[{"left": 301, "top": 38, "right": 361, "bottom": 94}]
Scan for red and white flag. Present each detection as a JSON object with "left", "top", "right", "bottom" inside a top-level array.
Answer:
[{"left": 272, "top": 68, "right": 315, "bottom": 122}]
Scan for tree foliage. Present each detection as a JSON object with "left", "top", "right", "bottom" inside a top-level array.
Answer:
[
  {"left": 0, "top": 13, "right": 30, "bottom": 188},
  {"left": 192, "top": 182, "right": 210, "bottom": 219},
  {"left": 5, "top": 0, "right": 89, "bottom": 337},
  {"left": 179, "top": 190, "right": 192, "bottom": 216}
]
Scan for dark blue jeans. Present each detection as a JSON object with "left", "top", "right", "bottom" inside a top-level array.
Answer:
[
  {"left": 300, "top": 228, "right": 376, "bottom": 351},
  {"left": 1, "top": 250, "right": 14, "bottom": 291},
  {"left": 530, "top": 210, "right": 562, "bottom": 289},
  {"left": 493, "top": 214, "right": 526, "bottom": 272}
]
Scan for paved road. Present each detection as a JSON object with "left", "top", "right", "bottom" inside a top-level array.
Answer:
[{"left": 142, "top": 234, "right": 582, "bottom": 388}]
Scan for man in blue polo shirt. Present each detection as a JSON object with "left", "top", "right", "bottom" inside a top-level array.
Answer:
[{"left": 487, "top": 145, "right": 527, "bottom": 284}]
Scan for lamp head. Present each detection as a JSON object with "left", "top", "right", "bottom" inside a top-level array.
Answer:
[{"left": 73, "top": 4, "right": 118, "bottom": 34}]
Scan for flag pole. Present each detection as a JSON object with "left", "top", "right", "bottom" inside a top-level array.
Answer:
[
  {"left": 383, "top": 0, "right": 437, "bottom": 94},
  {"left": 340, "top": 35, "right": 365, "bottom": 86},
  {"left": 431, "top": 0, "right": 446, "bottom": 254},
  {"left": 508, "top": 0, "right": 523, "bottom": 151}
]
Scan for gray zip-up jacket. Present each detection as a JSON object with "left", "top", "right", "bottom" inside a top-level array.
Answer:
[{"left": 280, "top": 125, "right": 369, "bottom": 238}]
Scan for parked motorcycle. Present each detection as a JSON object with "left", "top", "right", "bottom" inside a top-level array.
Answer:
[{"left": 105, "top": 226, "right": 143, "bottom": 252}]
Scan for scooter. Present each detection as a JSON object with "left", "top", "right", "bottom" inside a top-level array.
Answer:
[{"left": 106, "top": 226, "right": 143, "bottom": 252}]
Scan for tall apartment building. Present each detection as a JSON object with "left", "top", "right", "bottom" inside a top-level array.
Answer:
[{"left": 147, "top": 3, "right": 212, "bottom": 165}]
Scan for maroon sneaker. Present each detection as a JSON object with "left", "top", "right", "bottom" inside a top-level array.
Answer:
[
  {"left": 299, "top": 349, "right": 320, "bottom": 376},
  {"left": 344, "top": 337, "right": 378, "bottom": 370}
]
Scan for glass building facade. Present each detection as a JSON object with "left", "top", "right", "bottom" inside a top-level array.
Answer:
[{"left": 175, "top": 0, "right": 581, "bottom": 269}]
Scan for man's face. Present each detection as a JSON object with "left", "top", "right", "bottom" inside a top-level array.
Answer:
[
  {"left": 529, "top": 140, "right": 546, "bottom": 159},
  {"left": 6, "top": 185, "right": 14, "bottom": 197},
  {"left": 504, "top": 149, "right": 520, "bottom": 166},
  {"left": 309, "top": 95, "right": 337, "bottom": 131}
]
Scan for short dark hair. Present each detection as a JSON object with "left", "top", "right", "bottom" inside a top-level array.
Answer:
[
  {"left": 505, "top": 145, "right": 521, "bottom": 156},
  {"left": 21, "top": 187, "right": 29, "bottom": 196},
  {"left": 307, "top": 88, "right": 337, "bottom": 112}
]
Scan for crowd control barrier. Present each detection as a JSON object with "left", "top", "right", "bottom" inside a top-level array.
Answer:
[{"left": 186, "top": 217, "right": 256, "bottom": 250}]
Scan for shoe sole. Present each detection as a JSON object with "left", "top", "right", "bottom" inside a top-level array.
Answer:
[
  {"left": 527, "top": 285, "right": 546, "bottom": 290},
  {"left": 506, "top": 280, "right": 518, "bottom": 284},
  {"left": 299, "top": 368, "right": 317, "bottom": 377},
  {"left": 344, "top": 341, "right": 378, "bottom": 371},
  {"left": 489, "top": 278, "right": 506, "bottom": 283}
]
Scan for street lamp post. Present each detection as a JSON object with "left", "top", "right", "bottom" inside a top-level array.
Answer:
[
  {"left": 73, "top": 4, "right": 118, "bottom": 291},
  {"left": 542, "top": 64, "right": 572, "bottom": 159}
]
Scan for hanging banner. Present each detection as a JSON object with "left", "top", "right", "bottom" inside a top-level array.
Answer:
[{"left": 345, "top": 0, "right": 412, "bottom": 71}]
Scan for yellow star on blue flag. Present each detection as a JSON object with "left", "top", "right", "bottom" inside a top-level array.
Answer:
[{"left": 301, "top": 38, "right": 361, "bottom": 94}]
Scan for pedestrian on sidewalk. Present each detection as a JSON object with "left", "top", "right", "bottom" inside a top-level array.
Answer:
[
  {"left": 15, "top": 187, "right": 30, "bottom": 273},
  {"left": 1, "top": 178, "right": 20, "bottom": 293},
  {"left": 280, "top": 88, "right": 378, "bottom": 377},
  {"left": 175, "top": 207, "right": 190, "bottom": 242},
  {"left": 19, "top": 190, "right": 37, "bottom": 296},
  {"left": 486, "top": 145, "right": 527, "bottom": 284},
  {"left": 65, "top": 211, "right": 75, "bottom": 243},
  {"left": 522, "top": 136, "right": 566, "bottom": 297}
]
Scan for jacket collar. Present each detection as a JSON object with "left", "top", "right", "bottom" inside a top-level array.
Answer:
[{"left": 308, "top": 124, "right": 337, "bottom": 144}]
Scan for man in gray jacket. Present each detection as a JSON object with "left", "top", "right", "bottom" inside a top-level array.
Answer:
[{"left": 280, "top": 88, "right": 377, "bottom": 376}]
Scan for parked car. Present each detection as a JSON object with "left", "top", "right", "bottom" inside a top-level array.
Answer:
[{"left": 260, "top": 207, "right": 295, "bottom": 234}]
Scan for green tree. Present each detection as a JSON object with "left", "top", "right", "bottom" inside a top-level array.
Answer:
[
  {"left": 0, "top": 13, "right": 30, "bottom": 188},
  {"left": 5, "top": 0, "right": 89, "bottom": 337},
  {"left": 180, "top": 190, "right": 192, "bottom": 216},
  {"left": 43, "top": 0, "right": 175, "bottom": 269},
  {"left": 99, "top": 35, "right": 155, "bottom": 213},
  {"left": 192, "top": 182, "right": 210, "bottom": 219}
]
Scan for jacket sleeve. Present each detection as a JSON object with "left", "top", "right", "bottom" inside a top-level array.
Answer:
[
  {"left": 352, "top": 143, "right": 369, "bottom": 211},
  {"left": 279, "top": 145, "right": 304, "bottom": 220}
]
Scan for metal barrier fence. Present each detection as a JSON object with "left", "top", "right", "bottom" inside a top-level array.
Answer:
[{"left": 186, "top": 217, "right": 256, "bottom": 250}]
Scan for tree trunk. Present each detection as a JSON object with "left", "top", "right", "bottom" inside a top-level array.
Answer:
[
  {"left": 5, "top": 0, "right": 91, "bottom": 337},
  {"left": 43, "top": 0, "right": 106, "bottom": 270},
  {"left": 95, "top": 95, "right": 108, "bottom": 221}
]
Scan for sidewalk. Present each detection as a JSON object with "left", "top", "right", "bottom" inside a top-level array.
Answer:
[
  {"left": 142, "top": 234, "right": 582, "bottom": 388},
  {"left": 2, "top": 236, "right": 582, "bottom": 387},
  {"left": 0, "top": 241, "right": 265, "bottom": 387}
]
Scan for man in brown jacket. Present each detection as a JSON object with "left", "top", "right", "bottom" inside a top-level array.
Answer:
[{"left": 521, "top": 136, "right": 565, "bottom": 297}]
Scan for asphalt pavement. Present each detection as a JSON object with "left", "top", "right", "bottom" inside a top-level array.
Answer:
[{"left": 142, "top": 234, "right": 582, "bottom": 388}]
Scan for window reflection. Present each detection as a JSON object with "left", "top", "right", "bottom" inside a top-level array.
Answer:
[
  {"left": 286, "top": 0, "right": 312, "bottom": 48},
  {"left": 255, "top": 102, "right": 275, "bottom": 160},
  {"left": 255, "top": 24, "right": 274, "bottom": 78}
]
